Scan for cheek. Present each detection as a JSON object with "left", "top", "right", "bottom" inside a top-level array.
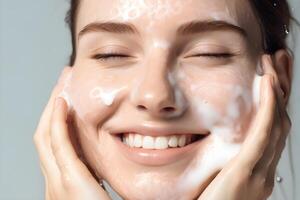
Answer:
[
  {"left": 65, "top": 69, "right": 126, "bottom": 127},
  {"left": 185, "top": 78, "right": 254, "bottom": 143}
]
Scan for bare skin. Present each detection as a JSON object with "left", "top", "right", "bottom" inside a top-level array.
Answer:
[{"left": 34, "top": 55, "right": 291, "bottom": 200}]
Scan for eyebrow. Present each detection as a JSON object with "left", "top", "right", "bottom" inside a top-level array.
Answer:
[{"left": 78, "top": 20, "right": 247, "bottom": 41}]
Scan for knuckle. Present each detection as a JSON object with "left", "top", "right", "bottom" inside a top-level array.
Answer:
[
  {"left": 266, "top": 156, "right": 275, "bottom": 169},
  {"left": 264, "top": 184, "right": 274, "bottom": 198},
  {"left": 237, "top": 169, "right": 252, "bottom": 182},
  {"left": 33, "top": 132, "right": 43, "bottom": 146},
  {"left": 265, "top": 180, "right": 275, "bottom": 191},
  {"left": 279, "top": 138, "right": 287, "bottom": 149},
  {"left": 284, "top": 119, "right": 292, "bottom": 133},
  {"left": 61, "top": 170, "right": 77, "bottom": 191},
  {"left": 282, "top": 112, "right": 292, "bottom": 130},
  {"left": 254, "top": 174, "right": 267, "bottom": 188},
  {"left": 33, "top": 133, "right": 40, "bottom": 144}
]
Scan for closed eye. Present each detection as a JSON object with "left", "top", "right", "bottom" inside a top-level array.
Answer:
[
  {"left": 92, "top": 53, "right": 130, "bottom": 61},
  {"left": 188, "top": 53, "right": 234, "bottom": 59}
]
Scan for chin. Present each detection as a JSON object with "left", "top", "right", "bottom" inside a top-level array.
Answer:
[
  {"left": 102, "top": 166, "right": 203, "bottom": 200},
  {"left": 101, "top": 156, "right": 220, "bottom": 200},
  {"left": 79, "top": 129, "right": 218, "bottom": 200}
]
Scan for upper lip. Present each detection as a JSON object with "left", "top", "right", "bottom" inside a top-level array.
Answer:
[{"left": 108, "top": 122, "right": 210, "bottom": 137}]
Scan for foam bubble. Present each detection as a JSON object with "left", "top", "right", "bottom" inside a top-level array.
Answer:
[
  {"left": 177, "top": 134, "right": 241, "bottom": 192},
  {"left": 90, "top": 87, "right": 126, "bottom": 106}
]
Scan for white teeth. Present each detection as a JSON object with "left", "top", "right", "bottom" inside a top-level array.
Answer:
[
  {"left": 133, "top": 134, "right": 143, "bottom": 147},
  {"left": 129, "top": 134, "right": 134, "bottom": 147},
  {"left": 168, "top": 136, "right": 178, "bottom": 147},
  {"left": 178, "top": 135, "right": 186, "bottom": 147},
  {"left": 155, "top": 137, "right": 169, "bottom": 149},
  {"left": 125, "top": 136, "right": 129, "bottom": 145},
  {"left": 143, "top": 136, "right": 155, "bottom": 149},
  {"left": 122, "top": 133, "right": 192, "bottom": 149}
]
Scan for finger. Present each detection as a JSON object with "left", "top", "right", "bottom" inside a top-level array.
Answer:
[
  {"left": 250, "top": 55, "right": 291, "bottom": 196},
  {"left": 262, "top": 54, "right": 287, "bottom": 114},
  {"left": 237, "top": 71, "right": 276, "bottom": 171},
  {"left": 35, "top": 67, "right": 72, "bottom": 137},
  {"left": 34, "top": 67, "right": 71, "bottom": 173},
  {"left": 50, "top": 97, "right": 98, "bottom": 182},
  {"left": 50, "top": 97, "right": 80, "bottom": 173},
  {"left": 50, "top": 98, "right": 112, "bottom": 199},
  {"left": 259, "top": 56, "right": 292, "bottom": 181},
  {"left": 253, "top": 69, "right": 284, "bottom": 176},
  {"left": 266, "top": 111, "right": 291, "bottom": 185}
]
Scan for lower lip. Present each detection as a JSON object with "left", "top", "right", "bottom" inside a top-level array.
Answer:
[{"left": 112, "top": 135, "right": 209, "bottom": 166}]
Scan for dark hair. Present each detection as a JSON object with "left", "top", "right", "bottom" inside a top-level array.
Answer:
[
  {"left": 65, "top": 0, "right": 294, "bottom": 66},
  {"left": 65, "top": 0, "right": 80, "bottom": 66}
]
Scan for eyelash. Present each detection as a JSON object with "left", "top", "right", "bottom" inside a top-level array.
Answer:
[
  {"left": 92, "top": 53, "right": 233, "bottom": 61},
  {"left": 188, "top": 53, "right": 234, "bottom": 59},
  {"left": 92, "top": 53, "right": 130, "bottom": 61}
]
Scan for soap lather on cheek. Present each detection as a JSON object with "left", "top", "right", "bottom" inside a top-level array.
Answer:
[
  {"left": 191, "top": 83, "right": 252, "bottom": 143},
  {"left": 177, "top": 134, "right": 241, "bottom": 193},
  {"left": 176, "top": 69, "right": 263, "bottom": 193},
  {"left": 56, "top": 72, "right": 127, "bottom": 120},
  {"left": 89, "top": 86, "right": 127, "bottom": 106}
]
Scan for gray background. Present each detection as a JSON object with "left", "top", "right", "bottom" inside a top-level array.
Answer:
[{"left": 0, "top": 0, "right": 299, "bottom": 199}]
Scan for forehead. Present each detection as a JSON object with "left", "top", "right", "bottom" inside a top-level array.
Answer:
[{"left": 77, "top": 0, "right": 260, "bottom": 40}]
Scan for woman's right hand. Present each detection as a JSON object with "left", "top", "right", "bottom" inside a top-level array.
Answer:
[
  {"left": 33, "top": 67, "right": 111, "bottom": 200},
  {"left": 197, "top": 55, "right": 291, "bottom": 200}
]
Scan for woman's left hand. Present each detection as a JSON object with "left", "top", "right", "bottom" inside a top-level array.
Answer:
[{"left": 197, "top": 55, "right": 291, "bottom": 200}]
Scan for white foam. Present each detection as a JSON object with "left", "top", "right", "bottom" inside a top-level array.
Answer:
[
  {"left": 177, "top": 134, "right": 241, "bottom": 192},
  {"left": 111, "top": 0, "right": 192, "bottom": 25},
  {"left": 153, "top": 39, "right": 170, "bottom": 49},
  {"left": 89, "top": 86, "right": 126, "bottom": 106},
  {"left": 167, "top": 72, "right": 188, "bottom": 117},
  {"left": 175, "top": 73, "right": 257, "bottom": 193}
]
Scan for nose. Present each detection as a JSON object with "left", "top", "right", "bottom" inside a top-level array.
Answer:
[{"left": 131, "top": 68, "right": 187, "bottom": 118}]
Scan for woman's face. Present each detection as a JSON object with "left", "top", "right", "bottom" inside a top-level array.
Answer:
[{"left": 64, "top": 0, "right": 264, "bottom": 199}]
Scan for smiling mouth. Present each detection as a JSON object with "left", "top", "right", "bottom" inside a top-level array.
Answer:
[
  {"left": 118, "top": 133, "right": 207, "bottom": 150},
  {"left": 112, "top": 129, "right": 210, "bottom": 166}
]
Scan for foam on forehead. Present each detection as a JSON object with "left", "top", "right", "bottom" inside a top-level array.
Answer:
[{"left": 110, "top": 0, "right": 192, "bottom": 22}]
